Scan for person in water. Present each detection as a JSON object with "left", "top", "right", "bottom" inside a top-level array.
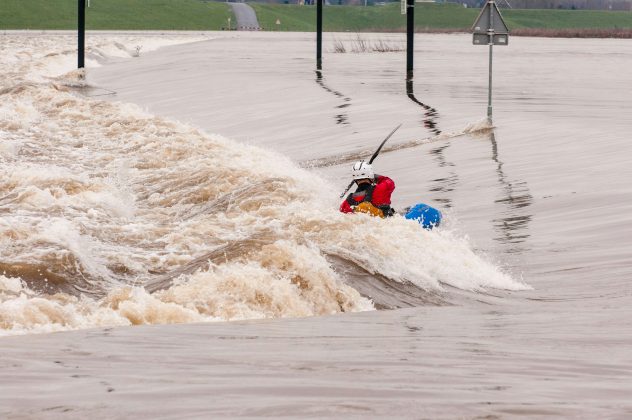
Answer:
[{"left": 340, "top": 161, "right": 395, "bottom": 218}]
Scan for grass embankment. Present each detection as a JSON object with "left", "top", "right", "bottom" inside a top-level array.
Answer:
[
  {"left": 252, "top": 3, "right": 476, "bottom": 31},
  {"left": 0, "top": 0, "right": 233, "bottom": 30},
  {"left": 2, "top": 1, "right": 632, "bottom": 36},
  {"left": 252, "top": 3, "right": 632, "bottom": 36}
]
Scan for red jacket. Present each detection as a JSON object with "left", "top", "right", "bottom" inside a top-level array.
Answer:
[{"left": 340, "top": 175, "right": 395, "bottom": 214}]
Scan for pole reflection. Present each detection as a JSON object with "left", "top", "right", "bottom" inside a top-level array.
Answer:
[
  {"left": 428, "top": 144, "right": 457, "bottom": 209},
  {"left": 315, "top": 70, "right": 351, "bottom": 125},
  {"left": 405, "top": 74, "right": 452, "bottom": 208},
  {"left": 490, "top": 130, "right": 533, "bottom": 249},
  {"left": 406, "top": 78, "right": 441, "bottom": 136}
]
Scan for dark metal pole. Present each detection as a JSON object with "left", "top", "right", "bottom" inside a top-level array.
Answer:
[
  {"left": 78, "top": 0, "right": 86, "bottom": 69},
  {"left": 487, "top": 0, "right": 494, "bottom": 121},
  {"left": 316, "top": 0, "right": 323, "bottom": 70},
  {"left": 406, "top": 0, "right": 414, "bottom": 78}
]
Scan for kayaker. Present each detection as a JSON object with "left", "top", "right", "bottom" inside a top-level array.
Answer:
[{"left": 340, "top": 161, "right": 395, "bottom": 218}]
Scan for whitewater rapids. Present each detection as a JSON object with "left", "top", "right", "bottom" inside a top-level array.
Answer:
[{"left": 0, "top": 33, "right": 527, "bottom": 336}]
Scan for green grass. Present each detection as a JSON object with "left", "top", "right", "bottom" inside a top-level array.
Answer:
[
  {"left": 2, "top": 1, "right": 632, "bottom": 32},
  {"left": 0, "top": 0, "right": 233, "bottom": 30},
  {"left": 253, "top": 3, "right": 478, "bottom": 32},
  {"left": 503, "top": 9, "right": 632, "bottom": 29},
  {"left": 253, "top": 2, "right": 632, "bottom": 32}
]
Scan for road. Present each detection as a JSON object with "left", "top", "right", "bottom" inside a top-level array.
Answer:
[{"left": 229, "top": 2, "right": 260, "bottom": 30}]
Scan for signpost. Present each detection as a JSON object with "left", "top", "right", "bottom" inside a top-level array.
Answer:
[
  {"left": 78, "top": 0, "right": 86, "bottom": 69},
  {"left": 472, "top": 0, "right": 509, "bottom": 121},
  {"left": 316, "top": 0, "right": 323, "bottom": 69},
  {"left": 405, "top": 0, "right": 414, "bottom": 77}
]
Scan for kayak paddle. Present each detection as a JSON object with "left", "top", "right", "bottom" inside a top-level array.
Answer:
[{"left": 339, "top": 123, "right": 402, "bottom": 198}]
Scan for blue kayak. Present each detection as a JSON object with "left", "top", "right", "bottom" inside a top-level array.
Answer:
[{"left": 404, "top": 203, "right": 442, "bottom": 229}]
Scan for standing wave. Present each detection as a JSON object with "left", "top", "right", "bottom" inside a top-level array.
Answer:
[{"left": 0, "top": 35, "right": 529, "bottom": 336}]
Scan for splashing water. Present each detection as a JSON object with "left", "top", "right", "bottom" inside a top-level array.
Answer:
[{"left": 0, "top": 34, "right": 529, "bottom": 336}]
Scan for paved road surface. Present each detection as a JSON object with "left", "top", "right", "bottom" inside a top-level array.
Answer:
[{"left": 229, "top": 2, "right": 260, "bottom": 30}]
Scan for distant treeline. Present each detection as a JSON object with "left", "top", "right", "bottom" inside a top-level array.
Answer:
[{"left": 448, "top": 0, "right": 632, "bottom": 11}]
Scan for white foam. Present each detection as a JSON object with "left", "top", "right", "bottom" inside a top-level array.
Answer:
[
  {"left": 0, "top": 139, "right": 23, "bottom": 157},
  {"left": 0, "top": 34, "right": 209, "bottom": 86},
  {"left": 0, "top": 33, "right": 529, "bottom": 336}
]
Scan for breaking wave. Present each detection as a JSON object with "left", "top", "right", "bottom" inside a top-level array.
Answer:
[{"left": 0, "top": 34, "right": 529, "bottom": 336}]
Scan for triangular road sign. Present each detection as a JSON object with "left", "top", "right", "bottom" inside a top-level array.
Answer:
[{"left": 472, "top": 1, "right": 509, "bottom": 34}]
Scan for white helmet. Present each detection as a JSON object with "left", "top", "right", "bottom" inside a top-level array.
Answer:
[{"left": 351, "top": 161, "right": 374, "bottom": 180}]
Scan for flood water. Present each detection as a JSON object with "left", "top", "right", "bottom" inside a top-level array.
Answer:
[{"left": 1, "top": 31, "right": 631, "bottom": 418}]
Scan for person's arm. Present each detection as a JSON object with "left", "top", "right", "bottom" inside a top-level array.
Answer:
[
  {"left": 371, "top": 175, "right": 395, "bottom": 207},
  {"left": 340, "top": 198, "right": 354, "bottom": 213}
]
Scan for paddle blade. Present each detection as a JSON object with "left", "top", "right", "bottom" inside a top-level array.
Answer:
[{"left": 368, "top": 123, "right": 402, "bottom": 164}]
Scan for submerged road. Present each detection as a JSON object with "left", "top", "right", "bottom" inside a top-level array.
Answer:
[
  {"left": 2, "top": 31, "right": 629, "bottom": 418},
  {"left": 229, "top": 2, "right": 260, "bottom": 30},
  {"left": 2, "top": 305, "right": 631, "bottom": 418}
]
